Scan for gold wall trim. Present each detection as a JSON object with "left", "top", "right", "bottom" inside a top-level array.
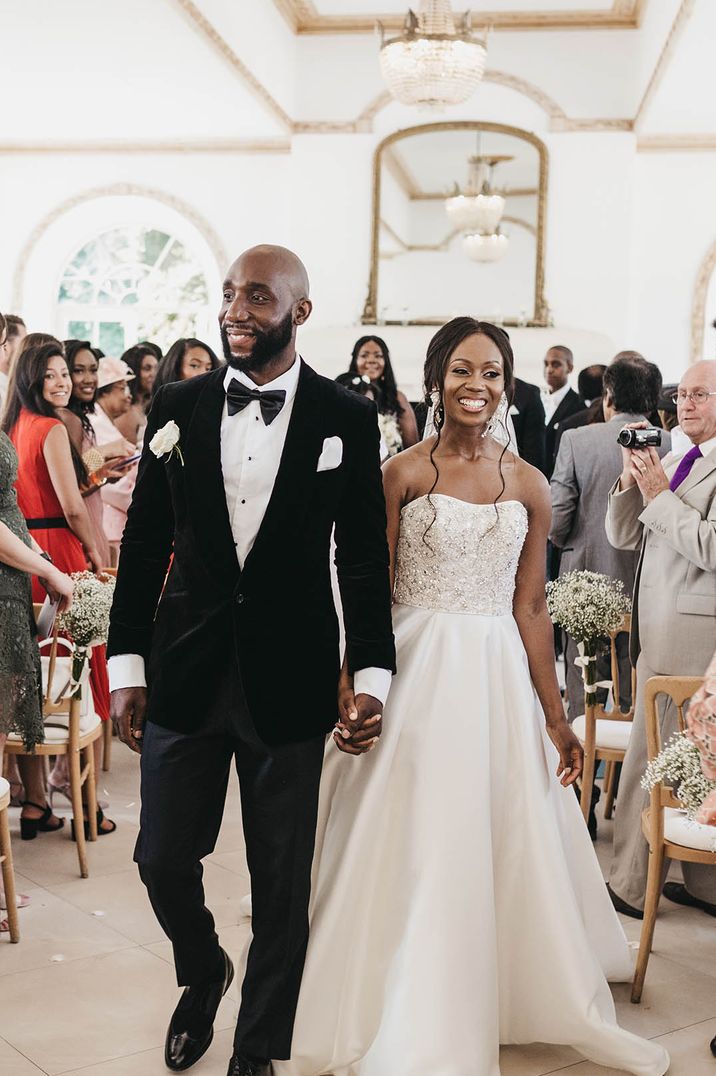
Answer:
[
  {"left": 11, "top": 183, "right": 229, "bottom": 313},
  {"left": 365, "top": 121, "right": 548, "bottom": 325},
  {"left": 274, "top": 0, "right": 645, "bottom": 33},
  {"left": 172, "top": 0, "right": 293, "bottom": 131},
  {"left": 0, "top": 140, "right": 292, "bottom": 154},
  {"left": 637, "top": 134, "right": 716, "bottom": 152},
  {"left": 690, "top": 238, "right": 716, "bottom": 363},
  {"left": 634, "top": 0, "right": 696, "bottom": 129}
]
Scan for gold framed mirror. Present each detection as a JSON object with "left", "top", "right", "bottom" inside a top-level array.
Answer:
[{"left": 362, "top": 121, "right": 549, "bottom": 327}]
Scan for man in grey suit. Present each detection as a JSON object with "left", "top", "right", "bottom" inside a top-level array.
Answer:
[
  {"left": 550, "top": 357, "right": 668, "bottom": 724},
  {"left": 605, "top": 359, "right": 716, "bottom": 918}
]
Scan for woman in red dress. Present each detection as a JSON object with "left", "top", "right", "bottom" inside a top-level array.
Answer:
[{"left": 2, "top": 338, "right": 115, "bottom": 835}]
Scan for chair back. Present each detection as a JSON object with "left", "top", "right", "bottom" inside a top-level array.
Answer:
[
  {"left": 608, "top": 613, "right": 636, "bottom": 720},
  {"left": 33, "top": 607, "right": 85, "bottom": 745},
  {"left": 644, "top": 675, "right": 705, "bottom": 811}
]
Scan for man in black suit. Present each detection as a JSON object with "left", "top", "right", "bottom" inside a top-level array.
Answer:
[
  {"left": 511, "top": 377, "right": 546, "bottom": 473},
  {"left": 553, "top": 364, "right": 607, "bottom": 450},
  {"left": 543, "top": 345, "right": 584, "bottom": 479},
  {"left": 108, "top": 246, "right": 396, "bottom": 1076}
]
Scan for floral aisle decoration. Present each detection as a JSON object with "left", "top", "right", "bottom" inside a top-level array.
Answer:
[
  {"left": 545, "top": 570, "right": 631, "bottom": 706},
  {"left": 56, "top": 571, "right": 116, "bottom": 698},
  {"left": 641, "top": 731, "right": 716, "bottom": 823},
  {"left": 378, "top": 412, "right": 404, "bottom": 458}
]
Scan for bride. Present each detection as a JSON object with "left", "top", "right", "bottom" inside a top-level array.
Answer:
[{"left": 272, "top": 318, "right": 669, "bottom": 1076}]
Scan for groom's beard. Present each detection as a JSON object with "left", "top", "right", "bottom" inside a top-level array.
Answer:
[{"left": 221, "top": 310, "right": 294, "bottom": 373}]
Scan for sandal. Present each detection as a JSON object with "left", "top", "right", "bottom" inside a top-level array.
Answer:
[
  {"left": 0, "top": 891, "right": 30, "bottom": 912},
  {"left": 19, "top": 801, "right": 65, "bottom": 841},
  {"left": 71, "top": 807, "right": 117, "bottom": 841}
]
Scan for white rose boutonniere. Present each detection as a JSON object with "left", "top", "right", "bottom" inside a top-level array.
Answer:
[{"left": 149, "top": 420, "right": 184, "bottom": 466}]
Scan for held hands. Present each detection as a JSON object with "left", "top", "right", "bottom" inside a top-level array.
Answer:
[
  {"left": 111, "top": 687, "right": 147, "bottom": 754},
  {"left": 546, "top": 719, "right": 584, "bottom": 787},
  {"left": 334, "top": 669, "right": 382, "bottom": 756}
]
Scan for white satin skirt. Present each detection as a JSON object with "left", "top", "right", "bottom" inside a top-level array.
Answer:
[{"left": 272, "top": 605, "right": 669, "bottom": 1076}]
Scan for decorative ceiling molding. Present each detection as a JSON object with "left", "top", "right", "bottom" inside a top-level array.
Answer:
[
  {"left": 638, "top": 134, "right": 716, "bottom": 152},
  {"left": 11, "top": 182, "right": 229, "bottom": 313},
  {"left": 634, "top": 0, "right": 696, "bottom": 129},
  {"left": 551, "top": 117, "right": 633, "bottom": 131},
  {"left": 0, "top": 139, "right": 292, "bottom": 154},
  {"left": 172, "top": 0, "right": 293, "bottom": 131},
  {"left": 379, "top": 213, "right": 535, "bottom": 258},
  {"left": 273, "top": 0, "right": 647, "bottom": 34}
]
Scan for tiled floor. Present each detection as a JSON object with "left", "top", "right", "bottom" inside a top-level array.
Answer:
[{"left": 1, "top": 746, "right": 715, "bottom": 1075}]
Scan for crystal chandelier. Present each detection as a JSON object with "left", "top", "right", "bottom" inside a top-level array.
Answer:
[
  {"left": 379, "top": 1, "right": 488, "bottom": 109},
  {"left": 445, "top": 155, "right": 506, "bottom": 234},
  {"left": 463, "top": 231, "right": 510, "bottom": 262}
]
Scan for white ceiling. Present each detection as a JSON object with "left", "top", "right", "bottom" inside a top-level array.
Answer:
[{"left": 0, "top": 0, "right": 713, "bottom": 143}]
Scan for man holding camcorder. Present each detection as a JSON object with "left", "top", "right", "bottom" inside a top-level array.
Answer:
[{"left": 605, "top": 359, "right": 716, "bottom": 918}]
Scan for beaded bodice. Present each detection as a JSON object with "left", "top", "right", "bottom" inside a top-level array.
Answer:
[{"left": 394, "top": 494, "right": 528, "bottom": 616}]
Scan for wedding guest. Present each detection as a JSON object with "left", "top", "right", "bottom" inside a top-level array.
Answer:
[
  {"left": 340, "top": 336, "right": 419, "bottom": 454},
  {"left": 0, "top": 317, "right": 27, "bottom": 417},
  {"left": 511, "top": 377, "right": 546, "bottom": 472},
  {"left": 115, "top": 343, "right": 160, "bottom": 442},
  {"left": 551, "top": 357, "right": 668, "bottom": 727},
  {"left": 554, "top": 364, "right": 608, "bottom": 454},
  {"left": 60, "top": 341, "right": 135, "bottom": 567},
  {"left": 89, "top": 357, "right": 140, "bottom": 556},
  {"left": 152, "top": 337, "right": 221, "bottom": 397},
  {"left": 605, "top": 359, "right": 716, "bottom": 919},
  {"left": 1, "top": 338, "right": 115, "bottom": 834},
  {"left": 0, "top": 428, "right": 75, "bottom": 930},
  {"left": 542, "top": 345, "right": 584, "bottom": 479}
]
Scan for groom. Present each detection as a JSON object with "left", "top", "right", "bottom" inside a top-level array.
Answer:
[{"left": 108, "top": 245, "right": 396, "bottom": 1076}]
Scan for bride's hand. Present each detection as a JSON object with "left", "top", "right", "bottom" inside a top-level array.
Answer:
[
  {"left": 546, "top": 720, "right": 584, "bottom": 787},
  {"left": 334, "top": 672, "right": 382, "bottom": 756}
]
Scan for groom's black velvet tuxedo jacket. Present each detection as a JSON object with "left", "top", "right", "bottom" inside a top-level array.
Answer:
[{"left": 107, "top": 361, "right": 396, "bottom": 746}]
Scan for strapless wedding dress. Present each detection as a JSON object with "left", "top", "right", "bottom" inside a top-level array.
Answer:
[{"left": 273, "top": 496, "right": 669, "bottom": 1076}]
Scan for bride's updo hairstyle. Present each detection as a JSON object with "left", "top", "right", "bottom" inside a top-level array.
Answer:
[{"left": 422, "top": 317, "right": 516, "bottom": 543}]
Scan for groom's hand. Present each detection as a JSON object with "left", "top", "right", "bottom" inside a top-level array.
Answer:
[
  {"left": 334, "top": 679, "right": 382, "bottom": 756},
  {"left": 111, "top": 687, "right": 147, "bottom": 755}
]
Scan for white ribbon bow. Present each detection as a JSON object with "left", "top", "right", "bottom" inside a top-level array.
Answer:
[{"left": 574, "top": 643, "right": 613, "bottom": 695}]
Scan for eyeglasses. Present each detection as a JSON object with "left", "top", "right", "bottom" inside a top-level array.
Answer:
[{"left": 670, "top": 389, "right": 716, "bottom": 405}]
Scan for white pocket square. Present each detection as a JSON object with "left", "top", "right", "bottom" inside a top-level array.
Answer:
[
  {"left": 509, "top": 404, "right": 520, "bottom": 416},
  {"left": 316, "top": 436, "right": 343, "bottom": 472}
]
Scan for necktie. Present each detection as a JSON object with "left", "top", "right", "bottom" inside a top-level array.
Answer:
[
  {"left": 226, "top": 379, "right": 286, "bottom": 426},
  {"left": 669, "top": 444, "right": 702, "bottom": 491}
]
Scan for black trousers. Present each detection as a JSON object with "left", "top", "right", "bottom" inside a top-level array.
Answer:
[{"left": 134, "top": 713, "right": 325, "bottom": 1061}]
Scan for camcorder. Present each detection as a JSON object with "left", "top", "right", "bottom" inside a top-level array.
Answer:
[{"left": 617, "top": 427, "right": 662, "bottom": 449}]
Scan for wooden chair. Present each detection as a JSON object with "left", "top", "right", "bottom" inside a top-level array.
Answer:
[
  {"left": 5, "top": 618, "right": 103, "bottom": 879},
  {"left": 572, "top": 614, "right": 636, "bottom": 824},
  {"left": 0, "top": 777, "right": 20, "bottom": 942},
  {"left": 631, "top": 674, "right": 714, "bottom": 1003},
  {"left": 100, "top": 567, "right": 117, "bottom": 772}
]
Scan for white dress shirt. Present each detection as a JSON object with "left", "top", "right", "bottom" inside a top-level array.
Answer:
[
  {"left": 108, "top": 358, "right": 392, "bottom": 706},
  {"left": 542, "top": 382, "right": 571, "bottom": 425}
]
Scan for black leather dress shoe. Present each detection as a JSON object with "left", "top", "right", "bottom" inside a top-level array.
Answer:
[
  {"left": 226, "top": 1055, "right": 270, "bottom": 1075},
  {"left": 165, "top": 949, "right": 234, "bottom": 1071},
  {"left": 710, "top": 1033, "right": 716, "bottom": 1058},
  {"left": 663, "top": 881, "right": 716, "bottom": 918},
  {"left": 606, "top": 883, "right": 644, "bottom": 920}
]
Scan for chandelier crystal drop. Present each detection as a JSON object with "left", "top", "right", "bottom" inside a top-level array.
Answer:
[
  {"left": 379, "top": 1, "right": 488, "bottom": 110},
  {"left": 463, "top": 231, "right": 510, "bottom": 263}
]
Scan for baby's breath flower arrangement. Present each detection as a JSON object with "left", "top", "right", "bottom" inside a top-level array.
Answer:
[
  {"left": 546, "top": 570, "right": 631, "bottom": 704},
  {"left": 56, "top": 571, "right": 116, "bottom": 697},
  {"left": 642, "top": 731, "right": 716, "bottom": 821}
]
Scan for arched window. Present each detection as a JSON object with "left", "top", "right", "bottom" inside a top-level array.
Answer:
[{"left": 57, "top": 225, "right": 211, "bottom": 355}]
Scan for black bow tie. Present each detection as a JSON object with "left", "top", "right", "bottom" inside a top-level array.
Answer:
[{"left": 226, "top": 379, "right": 287, "bottom": 425}]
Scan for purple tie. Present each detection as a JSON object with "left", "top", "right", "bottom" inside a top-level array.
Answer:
[{"left": 669, "top": 445, "right": 702, "bottom": 491}]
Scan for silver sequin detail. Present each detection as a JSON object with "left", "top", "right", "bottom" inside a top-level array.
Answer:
[{"left": 394, "top": 494, "right": 528, "bottom": 616}]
